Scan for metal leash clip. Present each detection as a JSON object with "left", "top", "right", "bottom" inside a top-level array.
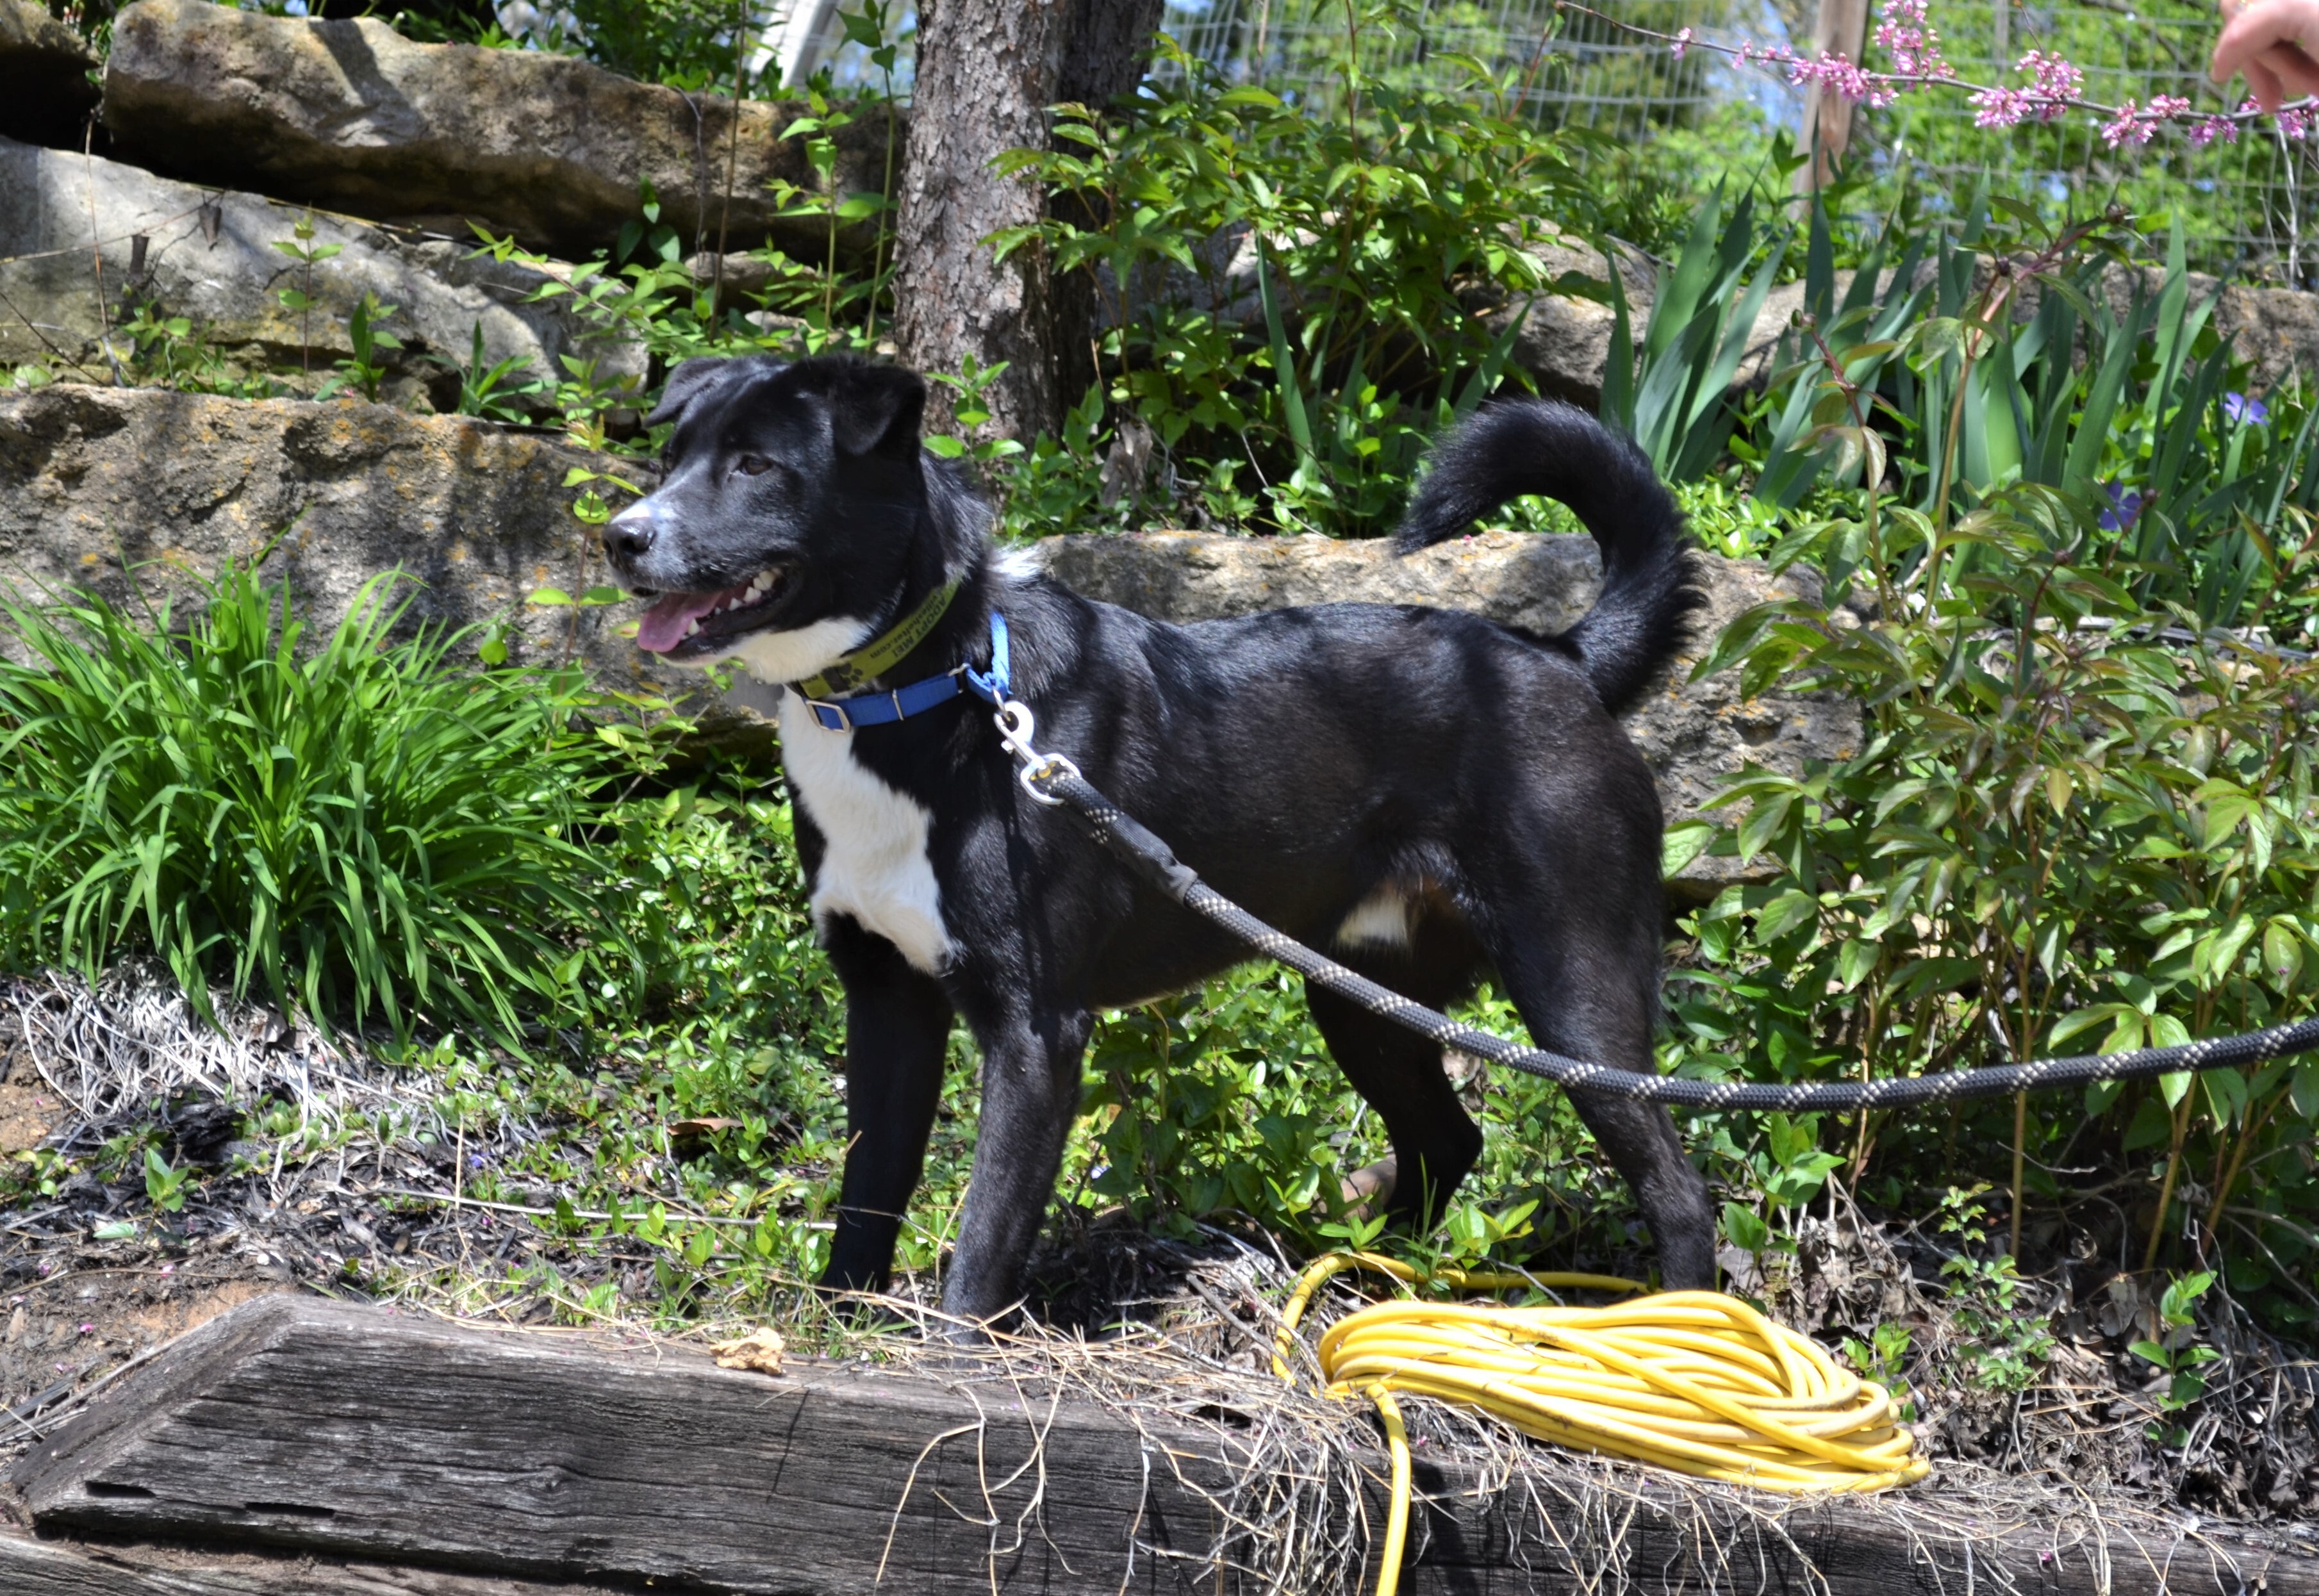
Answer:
[{"left": 994, "top": 700, "right": 1081, "bottom": 805}]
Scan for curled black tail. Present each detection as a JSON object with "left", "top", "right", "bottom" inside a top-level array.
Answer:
[{"left": 1396, "top": 399, "right": 1702, "bottom": 715}]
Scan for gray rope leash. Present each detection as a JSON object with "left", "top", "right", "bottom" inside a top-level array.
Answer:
[{"left": 987, "top": 700, "right": 2316, "bottom": 1111}]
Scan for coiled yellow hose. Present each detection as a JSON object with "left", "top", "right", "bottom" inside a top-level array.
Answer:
[{"left": 1273, "top": 1253, "right": 1928, "bottom": 1596}]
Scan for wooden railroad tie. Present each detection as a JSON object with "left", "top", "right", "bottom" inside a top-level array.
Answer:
[{"left": 0, "top": 1295, "right": 2310, "bottom": 1594}]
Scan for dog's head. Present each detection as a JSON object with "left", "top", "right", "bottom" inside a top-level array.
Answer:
[{"left": 604, "top": 355, "right": 929, "bottom": 673}]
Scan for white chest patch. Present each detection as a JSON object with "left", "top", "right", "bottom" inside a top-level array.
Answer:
[
  {"left": 723, "top": 614, "right": 873, "bottom": 688},
  {"left": 775, "top": 689, "right": 955, "bottom": 975}
]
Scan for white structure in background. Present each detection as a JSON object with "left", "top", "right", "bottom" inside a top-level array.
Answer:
[
  {"left": 495, "top": 0, "right": 848, "bottom": 90},
  {"left": 752, "top": 0, "right": 849, "bottom": 88}
]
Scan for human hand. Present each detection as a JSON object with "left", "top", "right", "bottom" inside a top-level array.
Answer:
[{"left": 2212, "top": 0, "right": 2319, "bottom": 112}]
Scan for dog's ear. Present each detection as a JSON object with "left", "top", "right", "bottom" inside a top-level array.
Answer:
[
  {"left": 827, "top": 363, "right": 927, "bottom": 460},
  {"left": 647, "top": 357, "right": 750, "bottom": 428}
]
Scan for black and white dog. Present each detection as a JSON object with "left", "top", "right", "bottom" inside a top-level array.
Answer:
[{"left": 602, "top": 354, "right": 1717, "bottom": 1322}]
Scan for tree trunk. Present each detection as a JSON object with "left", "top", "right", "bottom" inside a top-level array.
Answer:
[
  {"left": 893, "top": 0, "right": 1162, "bottom": 443},
  {"left": 1052, "top": 0, "right": 1167, "bottom": 418}
]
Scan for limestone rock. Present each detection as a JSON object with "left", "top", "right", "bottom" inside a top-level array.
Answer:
[
  {"left": 1482, "top": 235, "right": 1652, "bottom": 409},
  {"left": 0, "top": 383, "right": 761, "bottom": 743},
  {"left": 2142, "top": 271, "right": 2319, "bottom": 395},
  {"left": 0, "top": 0, "right": 95, "bottom": 150},
  {"left": 0, "top": 136, "right": 640, "bottom": 411},
  {"left": 1034, "top": 530, "right": 1859, "bottom": 892},
  {"left": 101, "top": 0, "right": 895, "bottom": 261},
  {"left": 1481, "top": 235, "right": 1822, "bottom": 409}
]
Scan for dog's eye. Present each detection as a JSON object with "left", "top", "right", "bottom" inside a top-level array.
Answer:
[{"left": 734, "top": 454, "right": 775, "bottom": 477}]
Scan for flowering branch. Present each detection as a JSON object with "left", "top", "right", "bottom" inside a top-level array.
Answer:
[{"left": 1559, "top": 0, "right": 2319, "bottom": 149}]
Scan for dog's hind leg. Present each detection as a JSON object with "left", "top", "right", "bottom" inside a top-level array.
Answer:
[
  {"left": 1481, "top": 907, "right": 1718, "bottom": 1291},
  {"left": 1307, "top": 931, "right": 1486, "bottom": 1234},
  {"left": 821, "top": 919, "right": 955, "bottom": 1297}
]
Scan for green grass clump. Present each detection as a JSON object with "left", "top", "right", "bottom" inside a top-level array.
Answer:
[{"left": 0, "top": 556, "right": 629, "bottom": 1048}]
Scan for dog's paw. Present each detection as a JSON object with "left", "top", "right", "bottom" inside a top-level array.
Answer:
[{"left": 1339, "top": 1155, "right": 1398, "bottom": 1219}]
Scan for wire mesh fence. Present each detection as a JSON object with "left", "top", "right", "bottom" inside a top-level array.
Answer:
[
  {"left": 1869, "top": 0, "right": 2316, "bottom": 284},
  {"left": 1159, "top": 0, "right": 1738, "bottom": 143},
  {"left": 1156, "top": 0, "right": 2319, "bottom": 284}
]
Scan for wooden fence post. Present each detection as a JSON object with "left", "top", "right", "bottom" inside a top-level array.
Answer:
[{"left": 1797, "top": 0, "right": 1872, "bottom": 191}]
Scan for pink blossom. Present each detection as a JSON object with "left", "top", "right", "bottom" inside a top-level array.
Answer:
[
  {"left": 2101, "top": 100, "right": 2155, "bottom": 147},
  {"left": 1873, "top": 0, "right": 1953, "bottom": 81},
  {"left": 2284, "top": 106, "right": 2315, "bottom": 140},
  {"left": 2191, "top": 115, "right": 2240, "bottom": 148},
  {"left": 1970, "top": 86, "right": 2031, "bottom": 129},
  {"left": 1671, "top": 26, "right": 1692, "bottom": 60},
  {"left": 1792, "top": 51, "right": 1875, "bottom": 103},
  {"left": 2017, "top": 51, "right": 2082, "bottom": 122}
]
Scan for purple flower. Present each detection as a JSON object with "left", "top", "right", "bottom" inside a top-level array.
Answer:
[
  {"left": 2099, "top": 482, "right": 2144, "bottom": 532},
  {"left": 2223, "top": 392, "right": 2270, "bottom": 426}
]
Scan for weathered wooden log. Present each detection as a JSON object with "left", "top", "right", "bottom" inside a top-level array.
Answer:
[
  {"left": 0, "top": 1524, "right": 626, "bottom": 1593},
  {"left": 10, "top": 1296, "right": 2318, "bottom": 1596}
]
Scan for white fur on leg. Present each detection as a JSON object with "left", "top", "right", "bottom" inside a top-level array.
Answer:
[{"left": 1335, "top": 885, "right": 1413, "bottom": 950}]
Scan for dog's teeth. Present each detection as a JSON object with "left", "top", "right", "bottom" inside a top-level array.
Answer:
[{"left": 684, "top": 618, "right": 700, "bottom": 638}]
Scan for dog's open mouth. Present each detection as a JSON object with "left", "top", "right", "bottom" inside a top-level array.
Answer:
[{"left": 634, "top": 565, "right": 796, "bottom": 655}]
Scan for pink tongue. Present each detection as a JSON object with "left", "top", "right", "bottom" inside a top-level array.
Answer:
[{"left": 636, "top": 586, "right": 741, "bottom": 653}]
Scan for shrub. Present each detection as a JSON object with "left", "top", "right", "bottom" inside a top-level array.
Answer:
[
  {"left": 0, "top": 558, "right": 631, "bottom": 1048},
  {"left": 998, "top": 23, "right": 1578, "bottom": 538},
  {"left": 1681, "top": 476, "right": 2319, "bottom": 1328}
]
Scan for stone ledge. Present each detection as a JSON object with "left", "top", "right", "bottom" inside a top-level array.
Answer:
[
  {"left": 0, "top": 135, "right": 641, "bottom": 411},
  {"left": 101, "top": 0, "right": 893, "bottom": 261}
]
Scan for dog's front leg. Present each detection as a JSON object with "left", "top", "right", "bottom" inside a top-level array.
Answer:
[
  {"left": 820, "top": 919, "right": 955, "bottom": 1297},
  {"left": 939, "top": 1002, "right": 1094, "bottom": 1330}
]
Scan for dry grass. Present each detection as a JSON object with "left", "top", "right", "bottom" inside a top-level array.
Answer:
[{"left": 1, "top": 966, "right": 2315, "bottom": 1593}]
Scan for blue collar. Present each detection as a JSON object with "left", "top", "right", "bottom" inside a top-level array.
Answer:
[{"left": 792, "top": 612, "right": 1011, "bottom": 732}]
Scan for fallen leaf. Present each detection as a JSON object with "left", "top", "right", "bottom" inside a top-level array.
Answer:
[{"left": 711, "top": 1328, "right": 784, "bottom": 1376}]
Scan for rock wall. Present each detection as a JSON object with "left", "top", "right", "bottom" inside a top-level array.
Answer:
[
  {"left": 0, "top": 381, "right": 1851, "bottom": 894},
  {"left": 101, "top": 0, "right": 894, "bottom": 262},
  {"left": 0, "top": 0, "right": 96, "bottom": 150},
  {"left": 0, "top": 382, "right": 729, "bottom": 728},
  {"left": 0, "top": 136, "right": 640, "bottom": 411}
]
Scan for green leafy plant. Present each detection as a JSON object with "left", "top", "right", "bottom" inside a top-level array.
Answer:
[
  {"left": 142, "top": 1146, "right": 194, "bottom": 1213},
  {"left": 441, "top": 320, "right": 545, "bottom": 422},
  {"left": 926, "top": 356, "right": 1025, "bottom": 472},
  {"left": 271, "top": 213, "right": 343, "bottom": 377},
  {"left": 2132, "top": 1269, "right": 2222, "bottom": 1443},
  {"left": 0, "top": 555, "right": 639, "bottom": 1048},
  {"left": 1842, "top": 1320, "right": 1916, "bottom": 1415},
  {"left": 1077, "top": 980, "right": 1355, "bottom": 1242},
  {"left": 316, "top": 292, "right": 403, "bottom": 404},
  {"left": 1933, "top": 1187, "right": 2059, "bottom": 1391},
  {"left": 993, "top": 12, "right": 1583, "bottom": 536},
  {"left": 1603, "top": 181, "right": 1792, "bottom": 482},
  {"left": 117, "top": 300, "right": 283, "bottom": 400}
]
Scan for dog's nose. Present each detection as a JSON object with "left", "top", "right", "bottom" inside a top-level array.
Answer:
[{"left": 604, "top": 499, "right": 658, "bottom": 563}]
